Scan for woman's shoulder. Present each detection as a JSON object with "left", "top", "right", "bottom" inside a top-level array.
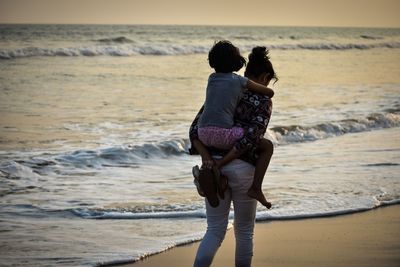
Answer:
[{"left": 242, "top": 91, "right": 272, "bottom": 103}]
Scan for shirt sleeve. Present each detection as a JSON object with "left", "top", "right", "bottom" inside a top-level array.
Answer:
[{"left": 235, "top": 74, "right": 249, "bottom": 89}]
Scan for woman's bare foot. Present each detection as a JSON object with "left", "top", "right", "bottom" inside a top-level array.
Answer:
[{"left": 247, "top": 187, "right": 272, "bottom": 209}]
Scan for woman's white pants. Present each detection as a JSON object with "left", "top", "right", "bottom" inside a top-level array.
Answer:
[{"left": 194, "top": 159, "right": 257, "bottom": 267}]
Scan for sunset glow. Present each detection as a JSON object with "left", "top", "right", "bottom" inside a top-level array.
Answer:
[{"left": 0, "top": 0, "right": 399, "bottom": 27}]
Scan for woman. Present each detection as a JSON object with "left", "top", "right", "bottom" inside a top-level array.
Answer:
[{"left": 189, "top": 46, "right": 278, "bottom": 267}]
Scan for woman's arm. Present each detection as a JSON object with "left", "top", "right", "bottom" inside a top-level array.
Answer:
[
  {"left": 246, "top": 80, "right": 274, "bottom": 98},
  {"left": 189, "top": 106, "right": 216, "bottom": 168},
  {"left": 192, "top": 139, "right": 215, "bottom": 169},
  {"left": 188, "top": 105, "right": 204, "bottom": 155}
]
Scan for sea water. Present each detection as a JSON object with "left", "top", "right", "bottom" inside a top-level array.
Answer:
[{"left": 0, "top": 24, "right": 399, "bottom": 266}]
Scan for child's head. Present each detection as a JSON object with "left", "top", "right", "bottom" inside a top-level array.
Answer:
[
  {"left": 244, "top": 46, "right": 278, "bottom": 84},
  {"left": 208, "top": 40, "right": 246, "bottom": 73}
]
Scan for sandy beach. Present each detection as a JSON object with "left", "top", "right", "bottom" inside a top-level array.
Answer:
[
  {"left": 1, "top": 23, "right": 399, "bottom": 267},
  {"left": 121, "top": 205, "right": 400, "bottom": 267}
]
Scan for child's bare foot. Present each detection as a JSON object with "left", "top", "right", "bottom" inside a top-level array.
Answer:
[{"left": 247, "top": 187, "right": 272, "bottom": 209}]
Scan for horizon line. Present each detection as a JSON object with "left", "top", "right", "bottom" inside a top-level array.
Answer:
[{"left": 0, "top": 22, "right": 399, "bottom": 29}]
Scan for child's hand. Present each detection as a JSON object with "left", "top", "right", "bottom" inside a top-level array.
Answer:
[{"left": 201, "top": 156, "right": 214, "bottom": 169}]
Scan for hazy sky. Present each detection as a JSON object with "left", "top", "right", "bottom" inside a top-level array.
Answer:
[{"left": 0, "top": 0, "right": 399, "bottom": 27}]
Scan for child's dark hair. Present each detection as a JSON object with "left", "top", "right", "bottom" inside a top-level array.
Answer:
[
  {"left": 244, "top": 46, "right": 278, "bottom": 83},
  {"left": 208, "top": 40, "right": 246, "bottom": 73}
]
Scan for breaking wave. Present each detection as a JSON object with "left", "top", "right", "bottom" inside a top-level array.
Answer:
[
  {"left": 269, "top": 111, "right": 400, "bottom": 144},
  {"left": 1, "top": 41, "right": 400, "bottom": 59},
  {"left": 0, "top": 111, "right": 397, "bottom": 175},
  {"left": 360, "top": 35, "right": 383, "bottom": 40},
  {"left": 71, "top": 198, "right": 400, "bottom": 221},
  {"left": 40, "top": 110, "right": 400, "bottom": 168},
  {"left": 53, "top": 139, "right": 190, "bottom": 168},
  {"left": 95, "top": 36, "right": 134, "bottom": 43}
]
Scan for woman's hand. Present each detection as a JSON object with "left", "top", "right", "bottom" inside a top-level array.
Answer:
[{"left": 192, "top": 139, "right": 214, "bottom": 169}]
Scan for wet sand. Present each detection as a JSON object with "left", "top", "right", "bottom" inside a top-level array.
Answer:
[{"left": 120, "top": 205, "right": 400, "bottom": 267}]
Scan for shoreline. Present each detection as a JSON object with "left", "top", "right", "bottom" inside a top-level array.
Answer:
[{"left": 111, "top": 204, "right": 400, "bottom": 267}]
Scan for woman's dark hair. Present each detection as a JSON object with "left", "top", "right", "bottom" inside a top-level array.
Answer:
[
  {"left": 208, "top": 40, "right": 246, "bottom": 73},
  {"left": 244, "top": 46, "right": 278, "bottom": 83}
]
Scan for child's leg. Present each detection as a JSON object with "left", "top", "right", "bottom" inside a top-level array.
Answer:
[{"left": 247, "top": 138, "right": 274, "bottom": 208}]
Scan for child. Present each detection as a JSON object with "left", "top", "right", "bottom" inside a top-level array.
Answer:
[{"left": 195, "top": 41, "right": 274, "bottom": 208}]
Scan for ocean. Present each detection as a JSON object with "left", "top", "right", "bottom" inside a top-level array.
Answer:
[{"left": 0, "top": 24, "right": 399, "bottom": 266}]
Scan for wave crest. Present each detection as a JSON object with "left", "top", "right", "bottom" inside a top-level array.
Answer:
[
  {"left": 96, "top": 36, "right": 134, "bottom": 43},
  {"left": 1, "top": 41, "right": 399, "bottom": 59},
  {"left": 54, "top": 139, "right": 190, "bottom": 168},
  {"left": 269, "top": 112, "right": 400, "bottom": 144},
  {"left": 72, "top": 199, "right": 400, "bottom": 221},
  {"left": 1, "top": 111, "right": 397, "bottom": 173}
]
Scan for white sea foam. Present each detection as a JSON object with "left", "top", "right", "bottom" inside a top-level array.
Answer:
[
  {"left": 52, "top": 139, "right": 190, "bottom": 168},
  {"left": 72, "top": 209, "right": 206, "bottom": 219},
  {"left": 70, "top": 198, "right": 400, "bottom": 222},
  {"left": 268, "top": 111, "right": 400, "bottom": 144},
  {"left": 95, "top": 232, "right": 205, "bottom": 267},
  {"left": 0, "top": 161, "right": 41, "bottom": 182},
  {"left": 1, "top": 41, "right": 400, "bottom": 59},
  {"left": 0, "top": 111, "right": 395, "bottom": 175},
  {"left": 61, "top": 111, "right": 400, "bottom": 166}
]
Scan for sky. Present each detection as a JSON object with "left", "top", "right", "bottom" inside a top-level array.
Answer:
[{"left": 0, "top": 0, "right": 399, "bottom": 28}]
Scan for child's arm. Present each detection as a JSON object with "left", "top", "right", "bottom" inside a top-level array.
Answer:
[
  {"left": 214, "top": 147, "right": 243, "bottom": 169},
  {"left": 246, "top": 80, "right": 274, "bottom": 98}
]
